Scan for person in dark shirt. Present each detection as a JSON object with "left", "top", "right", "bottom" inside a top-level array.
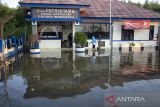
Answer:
[{"left": 68, "top": 33, "right": 72, "bottom": 48}]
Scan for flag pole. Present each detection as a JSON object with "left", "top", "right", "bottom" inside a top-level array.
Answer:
[
  {"left": 108, "top": 0, "right": 112, "bottom": 86},
  {"left": 109, "top": 0, "right": 112, "bottom": 49}
]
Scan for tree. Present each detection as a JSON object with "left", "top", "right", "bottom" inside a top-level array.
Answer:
[
  {"left": 0, "top": 3, "right": 15, "bottom": 39},
  {"left": 127, "top": 0, "right": 160, "bottom": 13},
  {"left": 14, "top": 7, "right": 32, "bottom": 39},
  {"left": 128, "top": 0, "right": 142, "bottom": 7},
  {"left": 1, "top": 5, "right": 32, "bottom": 40},
  {"left": 143, "top": 2, "right": 160, "bottom": 13}
]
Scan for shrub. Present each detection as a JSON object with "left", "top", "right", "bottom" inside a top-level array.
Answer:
[
  {"left": 129, "top": 42, "right": 135, "bottom": 47},
  {"left": 74, "top": 32, "right": 87, "bottom": 48}
]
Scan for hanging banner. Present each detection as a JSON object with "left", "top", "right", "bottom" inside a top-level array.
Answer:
[{"left": 124, "top": 20, "right": 150, "bottom": 29}]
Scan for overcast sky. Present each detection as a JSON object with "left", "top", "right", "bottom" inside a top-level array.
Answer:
[{"left": 1, "top": 0, "right": 160, "bottom": 8}]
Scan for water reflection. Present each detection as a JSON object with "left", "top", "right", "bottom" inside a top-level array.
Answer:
[
  {"left": 0, "top": 53, "right": 24, "bottom": 107},
  {"left": 120, "top": 52, "right": 133, "bottom": 67},
  {"left": 0, "top": 49, "right": 160, "bottom": 107}
]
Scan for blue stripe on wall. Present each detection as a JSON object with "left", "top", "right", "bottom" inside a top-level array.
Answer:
[{"left": 31, "top": 18, "right": 80, "bottom": 21}]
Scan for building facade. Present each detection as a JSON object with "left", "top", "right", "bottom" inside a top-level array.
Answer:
[{"left": 20, "top": 0, "right": 160, "bottom": 49}]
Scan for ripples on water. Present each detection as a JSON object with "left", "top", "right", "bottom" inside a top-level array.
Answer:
[{"left": 0, "top": 48, "right": 160, "bottom": 107}]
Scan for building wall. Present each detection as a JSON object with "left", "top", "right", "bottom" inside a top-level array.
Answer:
[
  {"left": 134, "top": 23, "right": 159, "bottom": 40},
  {"left": 112, "top": 21, "right": 157, "bottom": 47},
  {"left": 113, "top": 22, "right": 123, "bottom": 40},
  {"left": 39, "top": 40, "right": 61, "bottom": 49},
  {"left": 38, "top": 21, "right": 158, "bottom": 49},
  {"left": 134, "top": 29, "right": 149, "bottom": 40},
  {"left": 112, "top": 21, "right": 158, "bottom": 41}
]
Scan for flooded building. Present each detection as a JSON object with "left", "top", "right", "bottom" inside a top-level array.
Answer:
[{"left": 19, "top": 0, "right": 160, "bottom": 49}]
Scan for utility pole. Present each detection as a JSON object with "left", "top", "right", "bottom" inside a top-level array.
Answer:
[
  {"left": 109, "top": 0, "right": 113, "bottom": 50},
  {"left": 157, "top": 22, "right": 160, "bottom": 72},
  {"left": 108, "top": 0, "right": 112, "bottom": 86},
  {"left": 159, "top": 26, "right": 160, "bottom": 54}
]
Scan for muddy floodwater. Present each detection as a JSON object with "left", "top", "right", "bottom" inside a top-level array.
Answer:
[{"left": 0, "top": 48, "right": 160, "bottom": 107}]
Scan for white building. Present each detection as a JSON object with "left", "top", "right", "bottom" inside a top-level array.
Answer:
[{"left": 20, "top": 0, "right": 160, "bottom": 49}]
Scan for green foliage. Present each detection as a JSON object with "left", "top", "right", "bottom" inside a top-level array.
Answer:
[
  {"left": 127, "top": 0, "right": 160, "bottom": 13},
  {"left": 0, "top": 4, "right": 32, "bottom": 39},
  {"left": 129, "top": 42, "right": 135, "bottom": 47},
  {"left": 128, "top": 0, "right": 142, "bottom": 7},
  {"left": 75, "top": 32, "right": 87, "bottom": 47},
  {"left": 0, "top": 3, "right": 14, "bottom": 18},
  {"left": 0, "top": 3, "right": 15, "bottom": 38},
  {"left": 143, "top": 2, "right": 160, "bottom": 12},
  {"left": 3, "top": 17, "right": 16, "bottom": 37},
  {"left": 15, "top": 7, "right": 25, "bottom": 26}
]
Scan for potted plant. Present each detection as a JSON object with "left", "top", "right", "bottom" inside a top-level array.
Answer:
[
  {"left": 75, "top": 32, "right": 87, "bottom": 52},
  {"left": 128, "top": 42, "right": 135, "bottom": 51},
  {"left": 119, "top": 43, "right": 122, "bottom": 51},
  {"left": 140, "top": 42, "right": 144, "bottom": 51},
  {"left": 29, "top": 34, "right": 40, "bottom": 54}
]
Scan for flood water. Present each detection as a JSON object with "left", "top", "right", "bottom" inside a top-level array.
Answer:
[{"left": 0, "top": 48, "right": 160, "bottom": 107}]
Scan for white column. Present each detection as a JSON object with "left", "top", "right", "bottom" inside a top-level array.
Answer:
[{"left": 32, "top": 21, "right": 38, "bottom": 35}]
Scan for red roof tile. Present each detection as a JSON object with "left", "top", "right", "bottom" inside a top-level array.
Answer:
[
  {"left": 21, "top": 0, "right": 160, "bottom": 19},
  {"left": 78, "top": 0, "right": 160, "bottom": 19}
]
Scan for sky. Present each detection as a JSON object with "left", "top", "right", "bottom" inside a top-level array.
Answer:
[
  {"left": 1, "top": 0, "right": 160, "bottom": 8},
  {"left": 1, "top": 0, "right": 19, "bottom": 8}
]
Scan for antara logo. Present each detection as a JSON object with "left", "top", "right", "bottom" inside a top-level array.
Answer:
[
  {"left": 116, "top": 97, "right": 146, "bottom": 103},
  {"left": 106, "top": 95, "right": 115, "bottom": 104},
  {"left": 106, "top": 95, "right": 146, "bottom": 104}
]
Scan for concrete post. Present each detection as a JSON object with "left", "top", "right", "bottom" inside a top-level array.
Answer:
[{"left": 32, "top": 21, "right": 38, "bottom": 35}]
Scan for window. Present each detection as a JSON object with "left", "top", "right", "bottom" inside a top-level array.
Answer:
[
  {"left": 149, "top": 26, "right": 154, "bottom": 40},
  {"left": 76, "top": 23, "right": 110, "bottom": 39},
  {"left": 121, "top": 26, "right": 134, "bottom": 41}
]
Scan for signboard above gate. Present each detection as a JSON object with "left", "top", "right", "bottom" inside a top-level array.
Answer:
[{"left": 32, "top": 8, "right": 79, "bottom": 19}]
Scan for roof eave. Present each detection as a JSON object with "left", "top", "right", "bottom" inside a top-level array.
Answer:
[{"left": 81, "top": 17, "right": 160, "bottom": 21}]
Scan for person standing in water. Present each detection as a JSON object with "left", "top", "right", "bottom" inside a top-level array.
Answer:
[
  {"left": 90, "top": 36, "right": 97, "bottom": 51},
  {"left": 68, "top": 33, "right": 72, "bottom": 48}
]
